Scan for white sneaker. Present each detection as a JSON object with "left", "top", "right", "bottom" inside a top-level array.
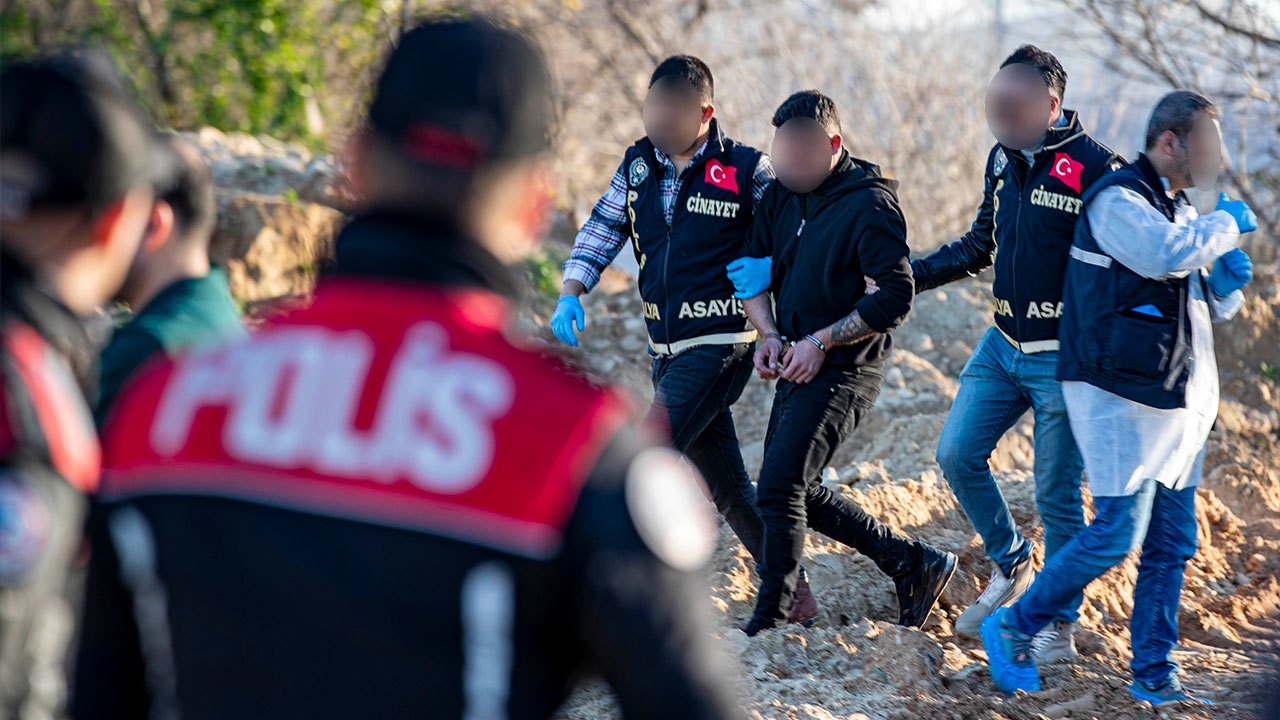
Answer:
[
  {"left": 1032, "top": 621, "right": 1078, "bottom": 664},
  {"left": 954, "top": 557, "right": 1036, "bottom": 635}
]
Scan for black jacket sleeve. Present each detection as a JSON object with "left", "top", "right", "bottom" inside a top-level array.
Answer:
[
  {"left": 742, "top": 182, "right": 778, "bottom": 260},
  {"left": 910, "top": 151, "right": 997, "bottom": 293},
  {"left": 852, "top": 192, "right": 914, "bottom": 333},
  {"left": 561, "top": 425, "right": 742, "bottom": 720}
]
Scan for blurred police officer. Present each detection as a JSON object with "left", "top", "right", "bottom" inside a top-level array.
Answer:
[{"left": 75, "top": 18, "right": 742, "bottom": 720}]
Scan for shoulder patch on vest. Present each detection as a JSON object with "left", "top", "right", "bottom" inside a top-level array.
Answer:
[
  {"left": 0, "top": 470, "right": 51, "bottom": 585},
  {"left": 992, "top": 147, "right": 1008, "bottom": 178},
  {"left": 624, "top": 448, "right": 716, "bottom": 572},
  {"left": 629, "top": 157, "right": 650, "bottom": 187}
]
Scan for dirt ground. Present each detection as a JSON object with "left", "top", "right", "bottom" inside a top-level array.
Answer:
[{"left": 538, "top": 270, "right": 1280, "bottom": 720}]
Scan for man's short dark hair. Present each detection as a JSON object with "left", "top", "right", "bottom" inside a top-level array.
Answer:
[
  {"left": 1144, "top": 90, "right": 1219, "bottom": 150},
  {"left": 649, "top": 55, "right": 713, "bottom": 103},
  {"left": 156, "top": 135, "right": 216, "bottom": 247},
  {"left": 1000, "top": 44, "right": 1067, "bottom": 100},
  {"left": 771, "top": 90, "right": 841, "bottom": 136}
]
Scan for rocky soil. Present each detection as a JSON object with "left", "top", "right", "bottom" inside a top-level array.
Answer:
[{"left": 545, "top": 273, "right": 1280, "bottom": 720}]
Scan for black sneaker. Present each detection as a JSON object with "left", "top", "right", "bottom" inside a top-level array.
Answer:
[{"left": 895, "top": 544, "right": 957, "bottom": 628}]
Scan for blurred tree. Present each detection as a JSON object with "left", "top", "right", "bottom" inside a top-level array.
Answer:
[
  {"left": 1, "top": 0, "right": 391, "bottom": 144},
  {"left": 1, "top": 0, "right": 993, "bottom": 250}
]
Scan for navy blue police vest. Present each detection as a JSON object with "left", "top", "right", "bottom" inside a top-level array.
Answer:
[
  {"left": 986, "top": 110, "right": 1122, "bottom": 352},
  {"left": 621, "top": 120, "right": 763, "bottom": 354},
  {"left": 1057, "top": 153, "right": 1197, "bottom": 409}
]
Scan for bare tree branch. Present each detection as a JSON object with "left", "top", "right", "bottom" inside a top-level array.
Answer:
[
  {"left": 605, "top": 0, "right": 662, "bottom": 66},
  {"left": 1190, "top": 0, "right": 1280, "bottom": 47},
  {"left": 1065, "top": 0, "right": 1280, "bottom": 253}
]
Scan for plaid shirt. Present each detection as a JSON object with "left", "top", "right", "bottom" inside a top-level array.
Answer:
[{"left": 563, "top": 139, "right": 774, "bottom": 291}]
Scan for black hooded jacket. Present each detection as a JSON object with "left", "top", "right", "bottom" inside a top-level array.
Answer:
[{"left": 744, "top": 150, "right": 913, "bottom": 367}]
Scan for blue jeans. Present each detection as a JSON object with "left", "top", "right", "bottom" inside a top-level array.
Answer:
[
  {"left": 647, "top": 343, "right": 764, "bottom": 564},
  {"left": 936, "top": 328, "right": 1086, "bottom": 622},
  {"left": 1008, "top": 478, "right": 1198, "bottom": 686}
]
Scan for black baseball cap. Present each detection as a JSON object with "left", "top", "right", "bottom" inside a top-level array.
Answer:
[
  {"left": 367, "top": 17, "right": 554, "bottom": 173},
  {"left": 0, "top": 50, "right": 163, "bottom": 221}
]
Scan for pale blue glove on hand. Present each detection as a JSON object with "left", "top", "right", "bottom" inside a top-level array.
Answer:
[
  {"left": 551, "top": 296, "right": 585, "bottom": 347},
  {"left": 726, "top": 256, "right": 773, "bottom": 299},
  {"left": 1210, "top": 248, "right": 1253, "bottom": 297},
  {"left": 1215, "top": 192, "right": 1258, "bottom": 233}
]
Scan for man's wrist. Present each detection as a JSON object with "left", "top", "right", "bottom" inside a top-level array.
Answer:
[{"left": 560, "top": 279, "right": 588, "bottom": 298}]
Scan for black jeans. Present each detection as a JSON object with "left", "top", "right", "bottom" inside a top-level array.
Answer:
[
  {"left": 646, "top": 343, "right": 764, "bottom": 563},
  {"left": 750, "top": 364, "right": 922, "bottom": 629}
]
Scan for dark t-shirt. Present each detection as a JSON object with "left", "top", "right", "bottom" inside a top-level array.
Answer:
[{"left": 95, "top": 267, "right": 245, "bottom": 426}]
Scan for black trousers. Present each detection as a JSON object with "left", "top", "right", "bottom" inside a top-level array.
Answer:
[
  {"left": 750, "top": 364, "right": 921, "bottom": 629},
  {"left": 646, "top": 343, "right": 764, "bottom": 563}
]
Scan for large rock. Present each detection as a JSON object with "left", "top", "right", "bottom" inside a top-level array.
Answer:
[
  {"left": 185, "top": 127, "right": 344, "bottom": 208},
  {"left": 210, "top": 193, "right": 345, "bottom": 302}
]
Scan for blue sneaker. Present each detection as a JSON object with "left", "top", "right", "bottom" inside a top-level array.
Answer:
[
  {"left": 980, "top": 607, "right": 1041, "bottom": 693},
  {"left": 1128, "top": 676, "right": 1213, "bottom": 705}
]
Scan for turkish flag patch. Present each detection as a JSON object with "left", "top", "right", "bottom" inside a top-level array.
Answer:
[
  {"left": 1050, "top": 152, "right": 1083, "bottom": 193},
  {"left": 705, "top": 159, "right": 740, "bottom": 193}
]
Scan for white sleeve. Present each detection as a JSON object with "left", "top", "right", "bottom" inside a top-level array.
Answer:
[
  {"left": 1088, "top": 186, "right": 1240, "bottom": 280},
  {"left": 1200, "top": 268, "right": 1246, "bottom": 323}
]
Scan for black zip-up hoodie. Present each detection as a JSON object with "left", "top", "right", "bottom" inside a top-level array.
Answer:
[{"left": 744, "top": 150, "right": 913, "bottom": 367}]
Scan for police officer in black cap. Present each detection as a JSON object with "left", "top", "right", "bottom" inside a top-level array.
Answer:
[
  {"left": 75, "top": 17, "right": 743, "bottom": 720},
  {"left": 0, "top": 49, "right": 165, "bottom": 719}
]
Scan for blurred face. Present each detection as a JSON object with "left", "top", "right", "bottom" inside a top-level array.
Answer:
[
  {"left": 642, "top": 77, "right": 711, "bottom": 157},
  {"left": 92, "top": 186, "right": 156, "bottom": 307},
  {"left": 1186, "top": 112, "right": 1223, "bottom": 192},
  {"left": 474, "top": 158, "right": 555, "bottom": 264},
  {"left": 1151, "top": 111, "right": 1222, "bottom": 193},
  {"left": 0, "top": 184, "right": 151, "bottom": 313},
  {"left": 115, "top": 198, "right": 176, "bottom": 307},
  {"left": 771, "top": 118, "right": 840, "bottom": 193},
  {"left": 985, "top": 64, "right": 1059, "bottom": 150}
]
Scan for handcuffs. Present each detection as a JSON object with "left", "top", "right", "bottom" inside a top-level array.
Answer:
[{"left": 763, "top": 331, "right": 826, "bottom": 353}]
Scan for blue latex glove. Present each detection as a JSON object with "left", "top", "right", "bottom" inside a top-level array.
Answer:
[
  {"left": 551, "top": 295, "right": 585, "bottom": 347},
  {"left": 1215, "top": 192, "right": 1258, "bottom": 233},
  {"left": 726, "top": 256, "right": 773, "bottom": 299},
  {"left": 1210, "top": 248, "right": 1253, "bottom": 297}
]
